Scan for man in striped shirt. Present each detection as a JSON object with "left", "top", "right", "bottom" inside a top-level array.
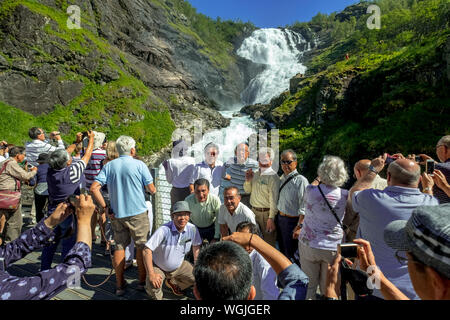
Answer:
[
  {"left": 221, "top": 143, "right": 259, "bottom": 206},
  {"left": 25, "top": 128, "right": 66, "bottom": 167}
]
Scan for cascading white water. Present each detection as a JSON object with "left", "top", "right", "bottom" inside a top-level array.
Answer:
[
  {"left": 237, "top": 28, "right": 308, "bottom": 105},
  {"left": 155, "top": 28, "right": 311, "bottom": 224}
]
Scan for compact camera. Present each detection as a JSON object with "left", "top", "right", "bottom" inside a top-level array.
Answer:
[{"left": 338, "top": 243, "right": 360, "bottom": 259}]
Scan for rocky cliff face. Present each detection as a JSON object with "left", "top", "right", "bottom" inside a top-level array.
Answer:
[{"left": 0, "top": 0, "right": 259, "bottom": 152}]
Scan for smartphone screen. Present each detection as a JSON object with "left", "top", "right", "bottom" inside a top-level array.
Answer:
[{"left": 426, "top": 160, "right": 435, "bottom": 175}]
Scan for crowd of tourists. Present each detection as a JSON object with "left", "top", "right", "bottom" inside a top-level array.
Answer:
[{"left": 0, "top": 128, "right": 449, "bottom": 300}]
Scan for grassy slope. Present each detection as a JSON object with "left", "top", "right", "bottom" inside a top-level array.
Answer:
[
  {"left": 0, "top": 0, "right": 176, "bottom": 154},
  {"left": 276, "top": 0, "right": 450, "bottom": 178}
]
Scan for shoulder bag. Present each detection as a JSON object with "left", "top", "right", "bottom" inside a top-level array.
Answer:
[{"left": 0, "top": 161, "right": 21, "bottom": 210}]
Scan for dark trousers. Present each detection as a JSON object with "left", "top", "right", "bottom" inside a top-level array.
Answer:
[
  {"left": 170, "top": 187, "right": 191, "bottom": 210},
  {"left": 196, "top": 224, "right": 215, "bottom": 243},
  {"left": 34, "top": 193, "right": 48, "bottom": 223},
  {"left": 276, "top": 214, "right": 299, "bottom": 262},
  {"left": 40, "top": 215, "right": 76, "bottom": 270}
]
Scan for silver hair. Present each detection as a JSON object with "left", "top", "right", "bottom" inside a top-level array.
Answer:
[
  {"left": 437, "top": 135, "right": 450, "bottom": 148},
  {"left": 258, "top": 147, "right": 275, "bottom": 161},
  {"left": 388, "top": 161, "right": 420, "bottom": 186},
  {"left": 48, "top": 149, "right": 70, "bottom": 170},
  {"left": 116, "top": 135, "right": 136, "bottom": 156},
  {"left": 204, "top": 142, "right": 219, "bottom": 153},
  {"left": 281, "top": 149, "right": 297, "bottom": 161},
  {"left": 317, "top": 155, "right": 349, "bottom": 188}
]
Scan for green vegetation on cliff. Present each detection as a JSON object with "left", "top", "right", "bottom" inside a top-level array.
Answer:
[
  {"left": 150, "top": 0, "right": 256, "bottom": 70},
  {"left": 0, "top": 0, "right": 175, "bottom": 154},
  {"left": 272, "top": 0, "right": 449, "bottom": 179}
]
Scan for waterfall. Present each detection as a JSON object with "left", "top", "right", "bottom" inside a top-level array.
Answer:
[
  {"left": 237, "top": 28, "right": 309, "bottom": 105},
  {"left": 155, "top": 28, "right": 311, "bottom": 225}
]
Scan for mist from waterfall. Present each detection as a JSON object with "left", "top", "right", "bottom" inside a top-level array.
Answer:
[{"left": 237, "top": 28, "right": 308, "bottom": 105}]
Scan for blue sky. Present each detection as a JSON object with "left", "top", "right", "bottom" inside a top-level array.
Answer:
[{"left": 187, "top": 0, "right": 360, "bottom": 28}]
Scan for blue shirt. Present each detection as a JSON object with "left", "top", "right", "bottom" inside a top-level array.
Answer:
[
  {"left": 277, "top": 170, "right": 309, "bottom": 216},
  {"left": 277, "top": 264, "right": 309, "bottom": 300},
  {"left": 95, "top": 156, "right": 153, "bottom": 219},
  {"left": 145, "top": 221, "right": 202, "bottom": 272},
  {"left": 249, "top": 250, "right": 279, "bottom": 300},
  {"left": 353, "top": 186, "right": 439, "bottom": 299}
]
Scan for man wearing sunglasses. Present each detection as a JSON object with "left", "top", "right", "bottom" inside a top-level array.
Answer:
[{"left": 276, "top": 150, "right": 309, "bottom": 263}]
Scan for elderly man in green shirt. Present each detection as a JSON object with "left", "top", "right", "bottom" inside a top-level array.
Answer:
[{"left": 184, "top": 178, "right": 221, "bottom": 243}]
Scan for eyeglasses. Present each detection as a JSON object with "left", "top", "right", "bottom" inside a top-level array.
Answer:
[
  {"left": 395, "top": 250, "right": 409, "bottom": 265},
  {"left": 173, "top": 212, "right": 191, "bottom": 217},
  {"left": 395, "top": 250, "right": 423, "bottom": 266},
  {"left": 281, "top": 160, "right": 295, "bottom": 165},
  {"left": 224, "top": 196, "right": 237, "bottom": 201}
]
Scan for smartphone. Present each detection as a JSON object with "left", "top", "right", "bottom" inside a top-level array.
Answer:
[
  {"left": 426, "top": 160, "right": 435, "bottom": 176},
  {"left": 385, "top": 154, "right": 398, "bottom": 165},
  {"left": 68, "top": 194, "right": 78, "bottom": 206},
  {"left": 338, "top": 243, "right": 360, "bottom": 259},
  {"left": 82, "top": 137, "right": 89, "bottom": 148}
]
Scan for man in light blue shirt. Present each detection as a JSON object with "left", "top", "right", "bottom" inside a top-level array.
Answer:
[
  {"left": 189, "top": 142, "right": 226, "bottom": 197},
  {"left": 276, "top": 149, "right": 309, "bottom": 262},
  {"left": 90, "top": 135, "right": 155, "bottom": 296},
  {"left": 350, "top": 155, "right": 439, "bottom": 300},
  {"left": 143, "top": 201, "right": 202, "bottom": 300},
  {"left": 236, "top": 222, "right": 279, "bottom": 300}
]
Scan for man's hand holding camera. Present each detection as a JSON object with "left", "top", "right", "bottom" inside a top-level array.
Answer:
[
  {"left": 44, "top": 202, "right": 73, "bottom": 229},
  {"left": 370, "top": 154, "right": 387, "bottom": 174}
]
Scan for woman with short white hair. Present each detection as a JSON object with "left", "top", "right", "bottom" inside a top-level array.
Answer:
[{"left": 298, "top": 155, "right": 349, "bottom": 299}]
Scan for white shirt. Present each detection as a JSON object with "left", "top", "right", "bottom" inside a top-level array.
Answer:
[
  {"left": 25, "top": 139, "right": 65, "bottom": 167},
  {"left": 145, "top": 221, "right": 202, "bottom": 272},
  {"left": 190, "top": 161, "right": 226, "bottom": 197},
  {"left": 165, "top": 156, "right": 196, "bottom": 188},
  {"left": 250, "top": 250, "right": 280, "bottom": 300},
  {"left": 218, "top": 202, "right": 256, "bottom": 233},
  {"left": 0, "top": 155, "right": 7, "bottom": 162}
]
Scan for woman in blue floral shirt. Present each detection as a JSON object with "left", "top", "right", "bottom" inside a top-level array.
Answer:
[{"left": 0, "top": 194, "right": 95, "bottom": 300}]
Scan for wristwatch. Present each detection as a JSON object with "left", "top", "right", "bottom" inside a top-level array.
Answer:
[
  {"left": 297, "top": 223, "right": 303, "bottom": 228},
  {"left": 368, "top": 165, "right": 378, "bottom": 174}
]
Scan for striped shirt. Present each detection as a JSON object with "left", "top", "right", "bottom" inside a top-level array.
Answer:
[
  {"left": 25, "top": 139, "right": 65, "bottom": 167},
  {"left": 69, "top": 160, "right": 86, "bottom": 184},
  {"left": 84, "top": 149, "right": 106, "bottom": 188},
  {"left": 224, "top": 157, "right": 259, "bottom": 195}
]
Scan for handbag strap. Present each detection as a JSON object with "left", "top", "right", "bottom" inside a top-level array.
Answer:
[
  {"left": 279, "top": 172, "right": 299, "bottom": 193},
  {"left": 0, "top": 160, "right": 9, "bottom": 175},
  {"left": 317, "top": 184, "right": 347, "bottom": 231}
]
